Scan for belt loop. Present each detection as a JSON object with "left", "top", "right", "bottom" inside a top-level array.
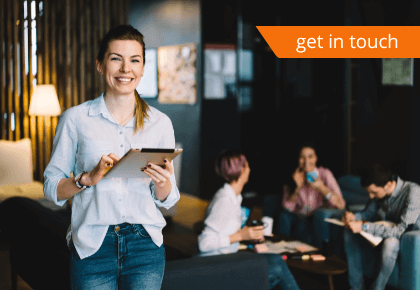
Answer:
[{"left": 130, "top": 223, "right": 136, "bottom": 232}]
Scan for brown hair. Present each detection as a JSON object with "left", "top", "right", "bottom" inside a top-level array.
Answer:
[
  {"left": 97, "top": 24, "right": 149, "bottom": 134},
  {"left": 360, "top": 163, "right": 397, "bottom": 188}
]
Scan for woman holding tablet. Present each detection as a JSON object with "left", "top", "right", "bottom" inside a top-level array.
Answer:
[
  {"left": 198, "top": 150, "right": 300, "bottom": 290},
  {"left": 277, "top": 142, "right": 345, "bottom": 244},
  {"left": 43, "top": 25, "right": 179, "bottom": 290}
]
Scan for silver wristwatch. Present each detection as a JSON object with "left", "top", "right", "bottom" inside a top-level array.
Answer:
[
  {"left": 74, "top": 171, "right": 91, "bottom": 190},
  {"left": 362, "top": 222, "right": 368, "bottom": 231}
]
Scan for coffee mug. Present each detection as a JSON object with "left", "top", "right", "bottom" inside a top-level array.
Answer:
[
  {"left": 249, "top": 220, "right": 266, "bottom": 227},
  {"left": 247, "top": 220, "right": 266, "bottom": 244},
  {"left": 262, "top": 216, "right": 273, "bottom": 236},
  {"left": 306, "top": 170, "right": 319, "bottom": 183}
]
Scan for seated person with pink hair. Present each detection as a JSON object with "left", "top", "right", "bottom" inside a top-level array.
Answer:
[
  {"left": 277, "top": 142, "right": 346, "bottom": 244},
  {"left": 198, "top": 150, "right": 300, "bottom": 290}
]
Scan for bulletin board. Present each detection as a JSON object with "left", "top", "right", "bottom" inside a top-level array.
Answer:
[{"left": 157, "top": 43, "right": 197, "bottom": 104}]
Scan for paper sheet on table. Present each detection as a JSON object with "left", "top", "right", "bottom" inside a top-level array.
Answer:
[
  {"left": 324, "top": 218, "right": 387, "bottom": 247},
  {"left": 264, "top": 241, "right": 298, "bottom": 254},
  {"left": 242, "top": 240, "right": 317, "bottom": 254},
  {"left": 284, "top": 240, "right": 319, "bottom": 252}
]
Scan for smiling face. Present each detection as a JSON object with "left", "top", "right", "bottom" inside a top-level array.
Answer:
[
  {"left": 299, "top": 147, "right": 317, "bottom": 173},
  {"left": 96, "top": 40, "right": 144, "bottom": 97}
]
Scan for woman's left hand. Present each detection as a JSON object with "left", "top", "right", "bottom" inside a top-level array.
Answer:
[
  {"left": 142, "top": 159, "right": 173, "bottom": 201},
  {"left": 308, "top": 178, "right": 326, "bottom": 191}
]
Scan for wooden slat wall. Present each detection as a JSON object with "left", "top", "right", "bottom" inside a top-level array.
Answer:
[
  {"left": 1, "top": 0, "right": 130, "bottom": 182},
  {"left": 0, "top": 0, "right": 5, "bottom": 140},
  {"left": 50, "top": 0, "right": 57, "bottom": 140},
  {"left": 13, "top": 0, "right": 20, "bottom": 141},
  {"left": 6, "top": 0, "right": 13, "bottom": 141},
  {"left": 28, "top": 0, "right": 36, "bottom": 171},
  {"left": 20, "top": 0, "right": 29, "bottom": 140},
  {"left": 36, "top": 0, "right": 44, "bottom": 180}
]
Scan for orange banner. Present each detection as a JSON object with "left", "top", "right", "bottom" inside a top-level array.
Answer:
[{"left": 256, "top": 26, "right": 420, "bottom": 58}]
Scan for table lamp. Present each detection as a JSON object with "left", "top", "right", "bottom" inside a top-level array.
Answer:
[{"left": 29, "top": 84, "right": 61, "bottom": 116}]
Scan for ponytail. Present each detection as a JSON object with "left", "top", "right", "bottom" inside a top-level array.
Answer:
[{"left": 134, "top": 90, "right": 150, "bottom": 134}]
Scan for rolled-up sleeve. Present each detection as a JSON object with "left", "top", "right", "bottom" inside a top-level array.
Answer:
[
  {"left": 150, "top": 167, "right": 180, "bottom": 209},
  {"left": 324, "top": 169, "right": 344, "bottom": 208},
  {"left": 282, "top": 185, "right": 297, "bottom": 212},
  {"left": 354, "top": 200, "right": 379, "bottom": 221},
  {"left": 365, "top": 187, "right": 420, "bottom": 238},
  {"left": 43, "top": 108, "right": 78, "bottom": 206},
  {"left": 150, "top": 115, "right": 180, "bottom": 209},
  {"left": 198, "top": 198, "right": 233, "bottom": 253}
]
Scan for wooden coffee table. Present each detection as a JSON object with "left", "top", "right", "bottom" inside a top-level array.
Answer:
[
  {"left": 263, "top": 234, "right": 347, "bottom": 290},
  {"left": 285, "top": 254, "right": 347, "bottom": 290}
]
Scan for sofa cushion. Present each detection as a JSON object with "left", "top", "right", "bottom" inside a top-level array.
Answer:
[
  {"left": 0, "top": 138, "right": 33, "bottom": 186},
  {"left": 337, "top": 175, "right": 369, "bottom": 206},
  {"left": 0, "top": 181, "right": 45, "bottom": 202},
  {"left": 161, "top": 252, "right": 270, "bottom": 290}
]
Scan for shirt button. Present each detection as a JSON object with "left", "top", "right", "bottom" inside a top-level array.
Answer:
[
  {"left": 115, "top": 226, "right": 120, "bottom": 232},
  {"left": 120, "top": 144, "right": 123, "bottom": 147},
  {"left": 122, "top": 216, "right": 125, "bottom": 219},
  {"left": 119, "top": 131, "right": 123, "bottom": 134},
  {"left": 119, "top": 199, "right": 122, "bottom": 202}
]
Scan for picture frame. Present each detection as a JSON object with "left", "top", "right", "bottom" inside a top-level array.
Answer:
[{"left": 157, "top": 43, "right": 197, "bottom": 104}]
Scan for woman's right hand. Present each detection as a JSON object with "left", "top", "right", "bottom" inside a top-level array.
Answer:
[
  {"left": 292, "top": 167, "right": 305, "bottom": 188},
  {"left": 84, "top": 153, "right": 120, "bottom": 186},
  {"left": 238, "top": 226, "right": 264, "bottom": 241}
]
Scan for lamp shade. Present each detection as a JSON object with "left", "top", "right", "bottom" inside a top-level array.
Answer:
[{"left": 29, "top": 84, "right": 61, "bottom": 116}]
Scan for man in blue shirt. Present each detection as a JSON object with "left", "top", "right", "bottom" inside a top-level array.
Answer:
[{"left": 342, "top": 163, "right": 420, "bottom": 290}]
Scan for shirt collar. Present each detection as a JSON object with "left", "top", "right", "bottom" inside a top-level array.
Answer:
[
  {"left": 223, "top": 183, "right": 243, "bottom": 205},
  {"left": 390, "top": 176, "right": 403, "bottom": 198},
  {"left": 88, "top": 92, "right": 154, "bottom": 127}
]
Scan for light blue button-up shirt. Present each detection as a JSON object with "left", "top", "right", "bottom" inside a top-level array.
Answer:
[{"left": 44, "top": 93, "right": 180, "bottom": 259}]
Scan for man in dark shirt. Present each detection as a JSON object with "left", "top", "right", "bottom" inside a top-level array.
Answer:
[{"left": 342, "top": 163, "right": 420, "bottom": 290}]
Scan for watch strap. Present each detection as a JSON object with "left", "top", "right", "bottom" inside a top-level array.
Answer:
[
  {"left": 362, "top": 222, "right": 368, "bottom": 231},
  {"left": 75, "top": 171, "right": 91, "bottom": 190}
]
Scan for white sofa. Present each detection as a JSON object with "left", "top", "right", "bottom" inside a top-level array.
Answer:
[{"left": 0, "top": 138, "right": 63, "bottom": 210}]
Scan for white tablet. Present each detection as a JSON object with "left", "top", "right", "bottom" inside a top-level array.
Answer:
[{"left": 103, "top": 148, "right": 183, "bottom": 179}]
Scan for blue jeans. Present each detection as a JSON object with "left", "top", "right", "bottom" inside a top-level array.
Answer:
[
  {"left": 277, "top": 210, "right": 315, "bottom": 245},
  {"left": 264, "top": 254, "right": 300, "bottom": 290},
  {"left": 69, "top": 223, "right": 165, "bottom": 290},
  {"left": 343, "top": 229, "right": 400, "bottom": 290}
]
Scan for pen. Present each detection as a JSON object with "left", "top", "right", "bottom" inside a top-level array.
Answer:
[{"left": 290, "top": 255, "right": 310, "bottom": 260}]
